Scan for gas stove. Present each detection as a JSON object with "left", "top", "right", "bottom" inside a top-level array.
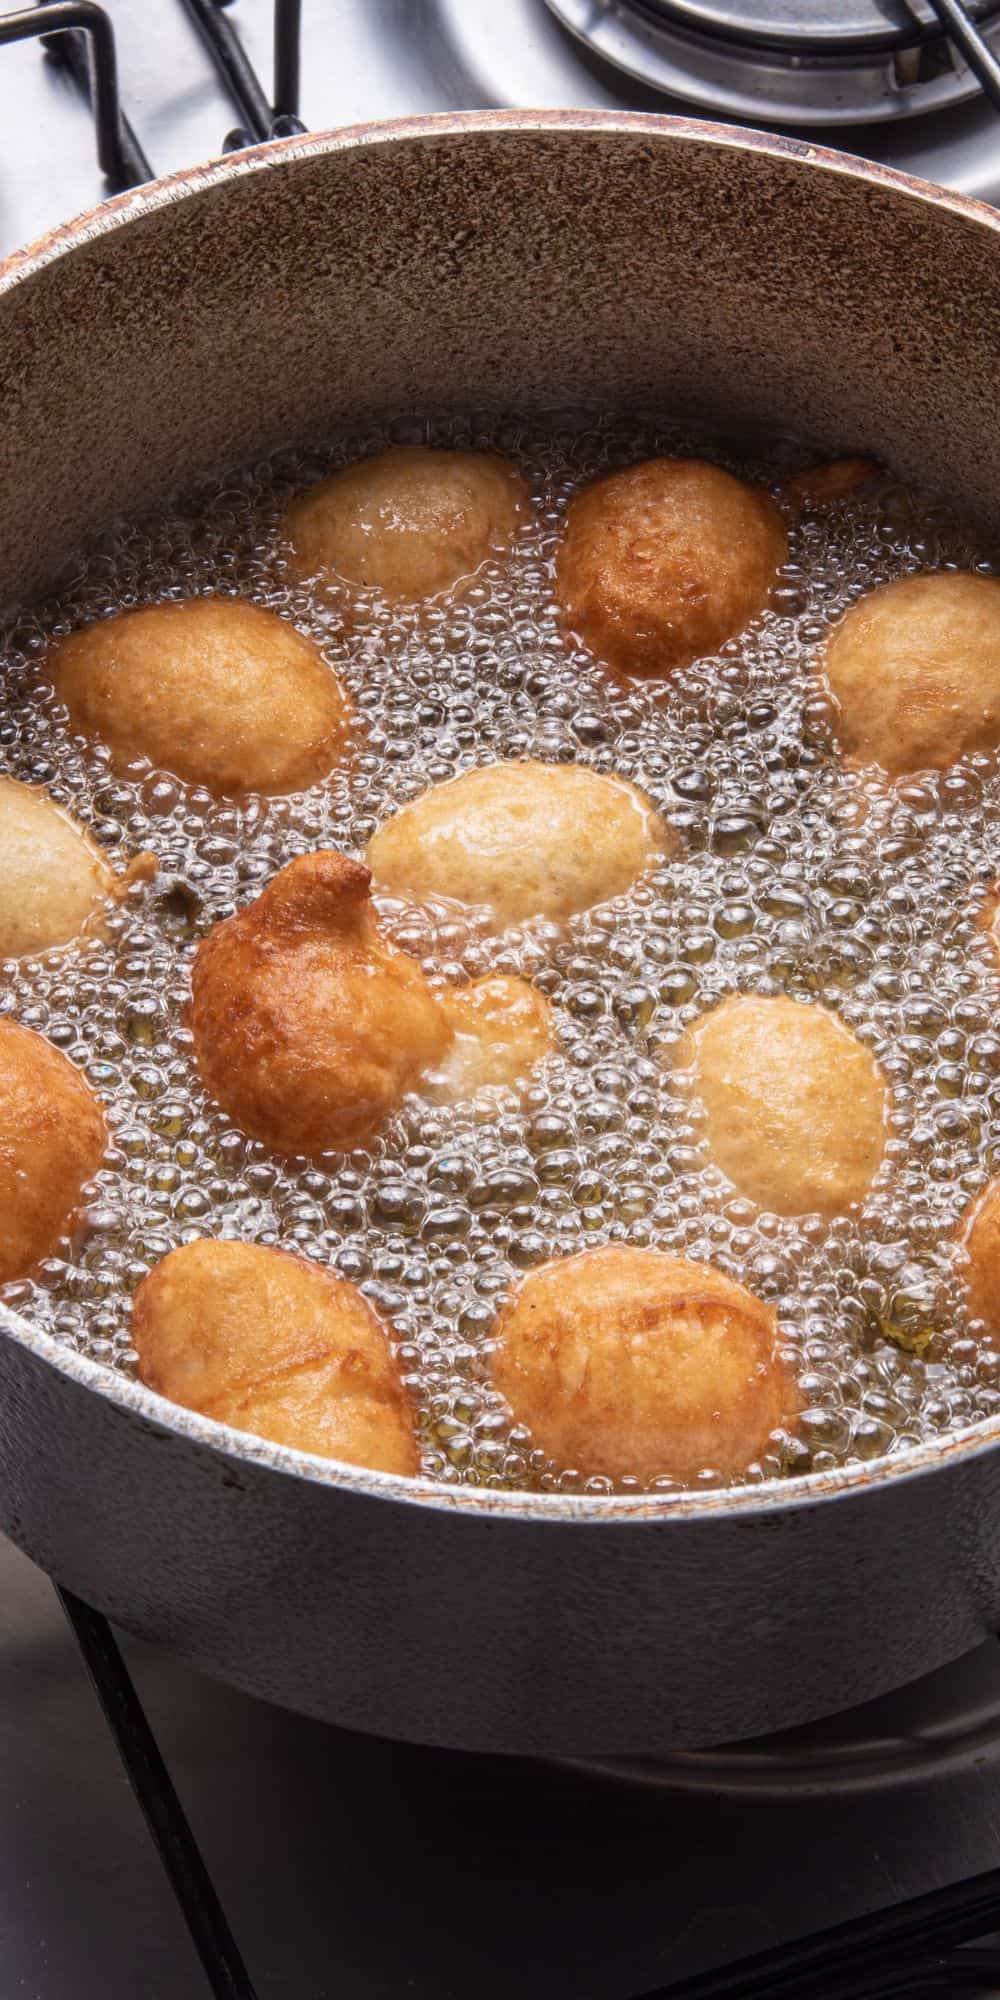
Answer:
[
  {"left": 5, "top": 5, "right": 1000, "bottom": 1998},
  {"left": 2, "top": 0, "right": 1000, "bottom": 264}
]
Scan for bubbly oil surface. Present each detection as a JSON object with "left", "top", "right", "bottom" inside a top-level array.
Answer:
[{"left": 4, "top": 411, "right": 1000, "bottom": 1497}]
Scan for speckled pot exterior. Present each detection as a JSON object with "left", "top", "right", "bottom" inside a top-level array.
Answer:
[{"left": 2, "top": 114, "right": 1000, "bottom": 1755}]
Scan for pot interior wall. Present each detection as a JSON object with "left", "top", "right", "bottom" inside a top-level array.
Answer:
[{"left": 0, "top": 123, "right": 998, "bottom": 609}]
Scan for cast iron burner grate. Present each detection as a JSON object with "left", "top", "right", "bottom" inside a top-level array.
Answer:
[
  {"left": 59, "top": 1584, "right": 1000, "bottom": 1999},
  {"left": 7, "top": 0, "right": 1000, "bottom": 1992},
  {"left": 0, "top": 0, "right": 303, "bottom": 194}
]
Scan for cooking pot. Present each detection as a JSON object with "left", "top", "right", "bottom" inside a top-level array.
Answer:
[{"left": 1, "top": 111, "right": 999, "bottom": 1758}]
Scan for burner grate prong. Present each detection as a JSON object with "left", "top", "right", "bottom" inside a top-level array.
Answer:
[
  {"left": 57, "top": 1586, "right": 259, "bottom": 2000},
  {"left": 273, "top": 0, "right": 300, "bottom": 122},
  {"left": 0, "top": 0, "right": 150, "bottom": 188},
  {"left": 926, "top": 0, "right": 1000, "bottom": 112},
  {"left": 184, "top": 0, "right": 306, "bottom": 151},
  {"left": 183, "top": 0, "right": 273, "bottom": 145},
  {"left": 631, "top": 1872, "right": 1000, "bottom": 1996}
]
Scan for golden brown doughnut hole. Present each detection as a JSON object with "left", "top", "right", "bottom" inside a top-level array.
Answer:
[
  {"left": 0, "top": 1018, "right": 106, "bottom": 1284},
  {"left": 682, "top": 994, "right": 888, "bottom": 1219},
  {"left": 133, "top": 1239, "right": 418, "bottom": 1475},
  {"left": 48, "top": 596, "right": 352, "bottom": 797},
  {"left": 554, "top": 457, "right": 786, "bottom": 677},
  {"left": 820, "top": 571, "right": 1000, "bottom": 778},
  {"left": 284, "top": 446, "right": 528, "bottom": 603},
  {"left": 491, "top": 1244, "right": 798, "bottom": 1486},
  {"left": 367, "top": 760, "right": 670, "bottom": 927}
]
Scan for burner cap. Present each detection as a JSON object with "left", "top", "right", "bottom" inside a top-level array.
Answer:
[
  {"left": 545, "top": 0, "right": 1000, "bottom": 126},
  {"left": 642, "top": 0, "right": 996, "bottom": 56}
]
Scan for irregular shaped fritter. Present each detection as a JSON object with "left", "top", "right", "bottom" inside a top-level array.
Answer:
[
  {"left": 0, "top": 1018, "right": 106, "bottom": 1283},
  {"left": 820, "top": 571, "right": 1000, "bottom": 778},
  {"left": 133, "top": 1238, "right": 418, "bottom": 1474},
  {"left": 191, "top": 851, "right": 451, "bottom": 1155},
  {"left": 554, "top": 457, "right": 786, "bottom": 677},
  {"left": 682, "top": 994, "right": 888, "bottom": 1219},
  {"left": 491, "top": 1244, "right": 798, "bottom": 1485},
  {"left": 367, "top": 761, "right": 669, "bottom": 927},
  {"left": 284, "top": 446, "right": 528, "bottom": 602},
  {"left": 47, "top": 596, "right": 352, "bottom": 796},
  {"left": 0, "top": 777, "right": 155, "bottom": 959},
  {"left": 191, "top": 853, "right": 554, "bottom": 1150}
]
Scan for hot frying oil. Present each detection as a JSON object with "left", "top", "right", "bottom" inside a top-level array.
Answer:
[{"left": 2, "top": 411, "right": 999, "bottom": 1495}]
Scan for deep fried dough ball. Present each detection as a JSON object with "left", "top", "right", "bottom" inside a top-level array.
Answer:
[
  {"left": 191, "top": 851, "right": 451, "bottom": 1156},
  {"left": 683, "top": 994, "right": 887, "bottom": 1218},
  {"left": 133, "top": 1239, "right": 418, "bottom": 1474},
  {"left": 0, "top": 1019, "right": 106, "bottom": 1284},
  {"left": 554, "top": 457, "right": 786, "bottom": 677},
  {"left": 782, "top": 458, "right": 879, "bottom": 514},
  {"left": 491, "top": 1245, "right": 797, "bottom": 1485},
  {"left": 957, "top": 1181, "right": 1000, "bottom": 1340},
  {"left": 0, "top": 778, "right": 155, "bottom": 959},
  {"left": 284, "top": 446, "right": 527, "bottom": 602},
  {"left": 367, "top": 761, "right": 669, "bottom": 926},
  {"left": 430, "top": 975, "right": 554, "bottom": 1098},
  {"left": 47, "top": 597, "right": 352, "bottom": 796},
  {"left": 821, "top": 572, "right": 1000, "bottom": 778}
]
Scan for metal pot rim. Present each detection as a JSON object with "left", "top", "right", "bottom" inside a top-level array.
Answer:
[
  {"left": 4, "top": 106, "right": 1000, "bottom": 299},
  {"left": 3, "top": 108, "right": 998, "bottom": 1528}
]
